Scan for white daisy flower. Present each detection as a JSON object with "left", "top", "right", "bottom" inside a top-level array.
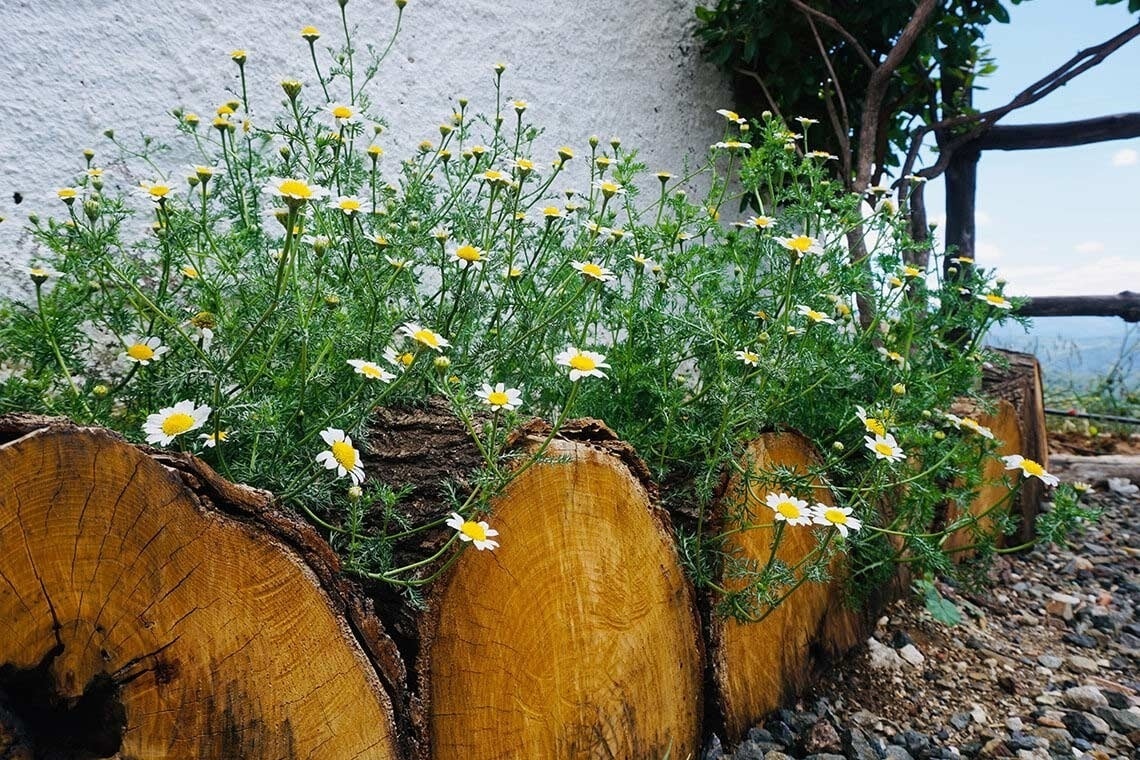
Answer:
[
  {"left": 865, "top": 433, "right": 906, "bottom": 463},
  {"left": 555, "top": 346, "right": 610, "bottom": 381},
  {"left": 977, "top": 292, "right": 1013, "bottom": 310},
  {"left": 476, "top": 383, "right": 522, "bottom": 412},
  {"left": 264, "top": 177, "right": 329, "bottom": 205},
  {"left": 446, "top": 511, "right": 500, "bottom": 551},
  {"left": 121, "top": 336, "right": 170, "bottom": 366},
  {"left": 764, "top": 492, "right": 813, "bottom": 526},
  {"left": 143, "top": 400, "right": 211, "bottom": 446},
  {"left": 735, "top": 349, "right": 760, "bottom": 366},
  {"left": 315, "top": 428, "right": 366, "bottom": 485},
  {"left": 944, "top": 412, "right": 995, "bottom": 439},
  {"left": 451, "top": 243, "right": 486, "bottom": 270},
  {"left": 348, "top": 359, "right": 395, "bottom": 383},
  {"left": 401, "top": 323, "right": 450, "bottom": 352},
  {"left": 330, "top": 195, "right": 365, "bottom": 215},
  {"left": 1002, "top": 455, "right": 1059, "bottom": 486},
  {"left": 812, "top": 504, "right": 862, "bottom": 537},
  {"left": 716, "top": 108, "right": 747, "bottom": 125},
  {"left": 796, "top": 305, "right": 836, "bottom": 324},
  {"left": 777, "top": 235, "right": 823, "bottom": 257},
  {"left": 328, "top": 102, "right": 362, "bottom": 126},
  {"left": 571, "top": 261, "right": 616, "bottom": 282},
  {"left": 199, "top": 430, "right": 230, "bottom": 448},
  {"left": 855, "top": 406, "right": 887, "bottom": 437}
]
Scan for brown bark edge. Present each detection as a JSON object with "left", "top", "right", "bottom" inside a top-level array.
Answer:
[
  {"left": 982, "top": 348, "right": 1050, "bottom": 544},
  {"left": 0, "top": 413, "right": 407, "bottom": 759}
]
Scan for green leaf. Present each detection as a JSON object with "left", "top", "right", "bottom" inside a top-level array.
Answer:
[
  {"left": 922, "top": 582, "right": 963, "bottom": 626},
  {"left": 990, "top": 3, "right": 1011, "bottom": 24}
]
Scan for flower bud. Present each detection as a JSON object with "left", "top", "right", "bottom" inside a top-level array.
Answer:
[
  {"left": 433, "top": 356, "right": 451, "bottom": 371},
  {"left": 92, "top": 384, "right": 109, "bottom": 398},
  {"left": 892, "top": 383, "right": 906, "bottom": 396},
  {"left": 832, "top": 441, "right": 845, "bottom": 452},
  {"left": 281, "top": 79, "right": 303, "bottom": 101},
  {"left": 588, "top": 135, "right": 599, "bottom": 148},
  {"left": 83, "top": 199, "right": 100, "bottom": 222},
  {"left": 933, "top": 431, "right": 946, "bottom": 440},
  {"left": 347, "top": 485, "right": 363, "bottom": 501}
]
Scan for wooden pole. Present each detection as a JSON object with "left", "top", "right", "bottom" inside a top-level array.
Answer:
[{"left": 1017, "top": 291, "right": 1140, "bottom": 322}]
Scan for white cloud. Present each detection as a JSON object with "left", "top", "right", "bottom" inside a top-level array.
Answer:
[
  {"left": 994, "top": 255, "right": 1140, "bottom": 297},
  {"left": 1111, "top": 148, "right": 1138, "bottom": 167},
  {"left": 1075, "top": 241, "right": 1105, "bottom": 255},
  {"left": 975, "top": 241, "right": 1004, "bottom": 262},
  {"left": 975, "top": 210, "right": 992, "bottom": 226}
]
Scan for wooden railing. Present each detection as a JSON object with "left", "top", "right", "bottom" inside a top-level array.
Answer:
[{"left": 1016, "top": 290, "right": 1140, "bottom": 322}]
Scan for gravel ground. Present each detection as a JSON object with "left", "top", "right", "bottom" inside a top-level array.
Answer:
[{"left": 707, "top": 455, "right": 1140, "bottom": 760}]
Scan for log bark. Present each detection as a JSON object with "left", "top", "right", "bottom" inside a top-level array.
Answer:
[
  {"left": 942, "top": 399, "right": 1023, "bottom": 557},
  {"left": 1047, "top": 454, "right": 1140, "bottom": 486},
  {"left": 0, "top": 414, "right": 404, "bottom": 759},
  {"left": 709, "top": 432, "right": 867, "bottom": 743},
  {"left": 415, "top": 419, "right": 704, "bottom": 760},
  {"left": 983, "top": 349, "right": 1050, "bottom": 544}
]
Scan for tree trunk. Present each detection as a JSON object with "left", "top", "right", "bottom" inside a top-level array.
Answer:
[
  {"left": 982, "top": 349, "right": 1051, "bottom": 545},
  {"left": 708, "top": 432, "right": 868, "bottom": 743},
  {"left": 941, "top": 399, "right": 1023, "bottom": 558},
  {"left": 0, "top": 414, "right": 404, "bottom": 759},
  {"left": 414, "top": 419, "right": 704, "bottom": 760}
]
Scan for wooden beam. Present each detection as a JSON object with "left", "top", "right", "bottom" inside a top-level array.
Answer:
[
  {"left": 1017, "top": 291, "right": 1140, "bottom": 322},
  {"left": 976, "top": 112, "right": 1140, "bottom": 151}
]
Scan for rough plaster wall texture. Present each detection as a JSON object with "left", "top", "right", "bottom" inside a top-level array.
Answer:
[{"left": 0, "top": 0, "right": 731, "bottom": 300}]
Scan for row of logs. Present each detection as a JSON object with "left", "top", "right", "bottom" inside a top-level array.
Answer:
[{"left": 0, "top": 354, "right": 1045, "bottom": 759}]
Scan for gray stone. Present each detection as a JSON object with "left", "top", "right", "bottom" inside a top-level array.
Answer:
[
  {"left": 1036, "top": 654, "right": 1063, "bottom": 669},
  {"left": 949, "top": 712, "right": 972, "bottom": 730},
  {"left": 803, "top": 719, "right": 842, "bottom": 754},
  {"left": 1034, "top": 726, "right": 1073, "bottom": 751},
  {"left": 1062, "top": 685, "right": 1109, "bottom": 711},
  {"left": 1094, "top": 705, "right": 1140, "bottom": 733},
  {"left": 898, "top": 643, "right": 926, "bottom": 666},
  {"left": 762, "top": 753, "right": 794, "bottom": 760},
  {"left": 883, "top": 747, "right": 914, "bottom": 760},
  {"left": 843, "top": 727, "right": 879, "bottom": 760},
  {"left": 1067, "top": 655, "right": 1099, "bottom": 674},
  {"left": 1061, "top": 711, "right": 1109, "bottom": 741},
  {"left": 732, "top": 740, "right": 766, "bottom": 760},
  {"left": 868, "top": 637, "right": 905, "bottom": 670},
  {"left": 970, "top": 703, "right": 990, "bottom": 726}
]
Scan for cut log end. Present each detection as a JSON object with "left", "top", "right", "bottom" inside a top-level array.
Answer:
[
  {"left": 417, "top": 431, "right": 703, "bottom": 760},
  {"left": 710, "top": 432, "right": 865, "bottom": 743},
  {"left": 0, "top": 417, "right": 401, "bottom": 759}
]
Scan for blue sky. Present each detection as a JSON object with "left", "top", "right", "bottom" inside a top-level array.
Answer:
[{"left": 922, "top": 0, "right": 1140, "bottom": 297}]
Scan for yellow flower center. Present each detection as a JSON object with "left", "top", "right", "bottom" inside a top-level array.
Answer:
[
  {"left": 331, "top": 440, "right": 357, "bottom": 470},
  {"left": 823, "top": 508, "right": 848, "bottom": 525},
  {"left": 181, "top": 266, "right": 199, "bottom": 278},
  {"left": 339, "top": 198, "right": 362, "bottom": 212},
  {"left": 413, "top": 329, "right": 441, "bottom": 348},
  {"left": 398, "top": 352, "right": 415, "bottom": 367},
  {"left": 543, "top": 206, "right": 561, "bottom": 217},
  {"left": 865, "top": 419, "right": 885, "bottom": 437},
  {"left": 787, "top": 235, "right": 814, "bottom": 253},
  {"left": 58, "top": 188, "right": 77, "bottom": 199},
  {"left": 360, "top": 364, "right": 385, "bottom": 379},
  {"left": 278, "top": 179, "right": 313, "bottom": 199},
  {"left": 741, "top": 351, "right": 758, "bottom": 363},
  {"left": 569, "top": 354, "right": 596, "bottom": 372},
  {"left": 599, "top": 181, "right": 620, "bottom": 195},
  {"left": 776, "top": 501, "right": 801, "bottom": 520},
  {"left": 580, "top": 263, "right": 604, "bottom": 278},
  {"left": 985, "top": 294, "right": 1008, "bottom": 306},
  {"left": 161, "top": 412, "right": 195, "bottom": 436},
  {"left": 127, "top": 343, "right": 155, "bottom": 361},
  {"left": 805, "top": 309, "right": 826, "bottom": 322},
  {"left": 1020, "top": 459, "right": 1045, "bottom": 477},
  {"left": 904, "top": 266, "right": 921, "bottom": 277},
  {"left": 332, "top": 105, "right": 354, "bottom": 119},
  {"left": 460, "top": 521, "right": 487, "bottom": 542},
  {"left": 874, "top": 441, "right": 895, "bottom": 458},
  {"left": 455, "top": 245, "right": 482, "bottom": 263},
  {"left": 147, "top": 184, "right": 171, "bottom": 198},
  {"left": 753, "top": 217, "right": 771, "bottom": 228},
  {"left": 487, "top": 391, "right": 510, "bottom": 407}
]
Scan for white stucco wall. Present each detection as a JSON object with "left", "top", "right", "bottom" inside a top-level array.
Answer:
[{"left": 0, "top": 0, "right": 732, "bottom": 298}]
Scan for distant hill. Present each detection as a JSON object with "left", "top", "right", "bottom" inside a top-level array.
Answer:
[{"left": 987, "top": 316, "right": 1138, "bottom": 392}]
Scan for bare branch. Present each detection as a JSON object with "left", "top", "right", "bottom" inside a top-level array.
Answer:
[
  {"left": 803, "top": 13, "right": 852, "bottom": 182},
  {"left": 976, "top": 112, "right": 1140, "bottom": 150},
  {"left": 734, "top": 67, "right": 785, "bottom": 124},
  {"left": 899, "top": 22, "right": 1140, "bottom": 183},
  {"left": 854, "top": 0, "right": 940, "bottom": 191},
  {"left": 789, "top": 0, "right": 875, "bottom": 69}
]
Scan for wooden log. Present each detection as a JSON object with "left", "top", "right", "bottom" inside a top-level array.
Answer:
[
  {"left": 415, "top": 420, "right": 704, "bottom": 760},
  {"left": 709, "top": 432, "right": 866, "bottom": 743},
  {"left": 983, "top": 349, "right": 1050, "bottom": 544},
  {"left": 1016, "top": 291, "right": 1140, "bottom": 322},
  {"left": 0, "top": 414, "right": 404, "bottom": 759},
  {"left": 975, "top": 113, "right": 1140, "bottom": 151},
  {"left": 942, "top": 399, "right": 1023, "bottom": 557},
  {"left": 1047, "top": 454, "right": 1140, "bottom": 486}
]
